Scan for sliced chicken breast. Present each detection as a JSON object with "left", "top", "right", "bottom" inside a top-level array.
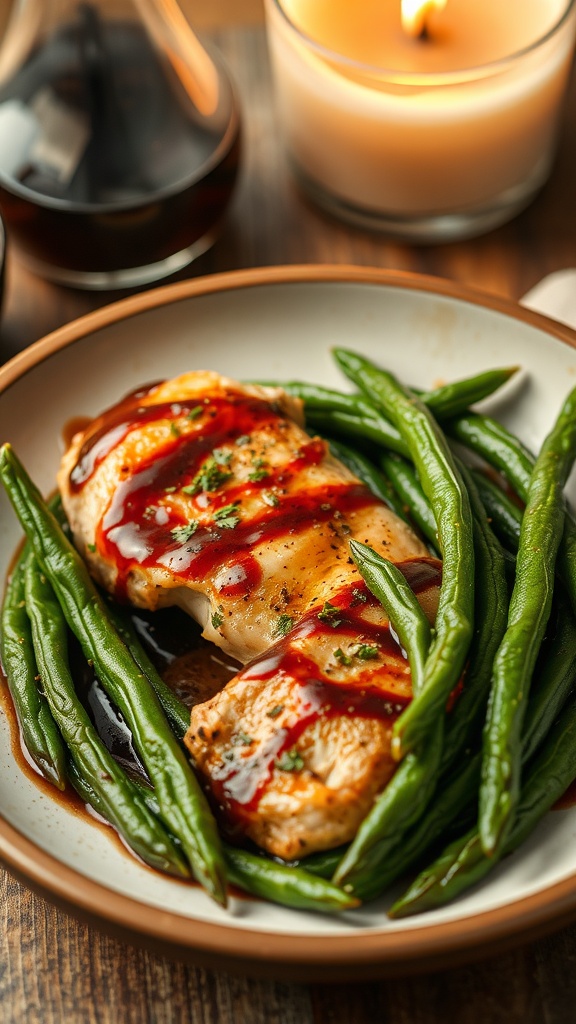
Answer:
[{"left": 58, "top": 370, "right": 439, "bottom": 859}]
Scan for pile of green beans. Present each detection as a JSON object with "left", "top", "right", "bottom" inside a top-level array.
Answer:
[
  {"left": 270, "top": 356, "right": 576, "bottom": 912},
  {"left": 1, "top": 352, "right": 576, "bottom": 920}
]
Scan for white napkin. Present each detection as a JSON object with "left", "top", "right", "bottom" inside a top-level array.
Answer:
[{"left": 520, "top": 269, "right": 576, "bottom": 330}]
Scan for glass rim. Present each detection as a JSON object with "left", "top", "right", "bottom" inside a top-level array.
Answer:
[{"left": 267, "top": 0, "right": 576, "bottom": 85}]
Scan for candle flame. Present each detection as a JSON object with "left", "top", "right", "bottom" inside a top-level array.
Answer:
[{"left": 401, "top": 0, "right": 447, "bottom": 38}]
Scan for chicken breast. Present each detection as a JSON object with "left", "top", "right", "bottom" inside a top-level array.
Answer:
[{"left": 58, "top": 370, "right": 440, "bottom": 860}]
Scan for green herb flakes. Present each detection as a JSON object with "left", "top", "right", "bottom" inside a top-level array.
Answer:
[
  {"left": 232, "top": 729, "right": 254, "bottom": 747},
  {"left": 170, "top": 522, "right": 198, "bottom": 543},
  {"left": 273, "top": 614, "right": 294, "bottom": 637},
  {"left": 266, "top": 704, "right": 284, "bottom": 719},
  {"left": 184, "top": 457, "right": 232, "bottom": 495},
  {"left": 333, "top": 648, "right": 352, "bottom": 666},
  {"left": 275, "top": 749, "right": 304, "bottom": 772},
  {"left": 318, "top": 602, "right": 343, "bottom": 627},
  {"left": 353, "top": 643, "right": 380, "bottom": 661},
  {"left": 213, "top": 502, "right": 241, "bottom": 529},
  {"left": 211, "top": 607, "right": 224, "bottom": 629}
]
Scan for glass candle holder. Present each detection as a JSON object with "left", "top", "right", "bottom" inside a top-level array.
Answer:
[{"left": 265, "top": 0, "right": 576, "bottom": 243}]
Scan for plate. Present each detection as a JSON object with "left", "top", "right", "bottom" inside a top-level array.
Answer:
[{"left": 1, "top": 264, "right": 576, "bottom": 981}]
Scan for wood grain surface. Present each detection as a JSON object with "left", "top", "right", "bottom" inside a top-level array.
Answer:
[{"left": 1, "top": 15, "right": 576, "bottom": 1024}]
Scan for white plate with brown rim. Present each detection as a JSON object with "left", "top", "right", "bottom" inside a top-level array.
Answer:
[{"left": 1, "top": 264, "right": 576, "bottom": 981}]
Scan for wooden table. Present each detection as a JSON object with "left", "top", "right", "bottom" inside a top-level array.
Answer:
[{"left": 2, "top": 12, "right": 576, "bottom": 1023}]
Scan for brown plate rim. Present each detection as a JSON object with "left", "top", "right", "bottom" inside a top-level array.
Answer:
[{"left": 2, "top": 262, "right": 576, "bottom": 979}]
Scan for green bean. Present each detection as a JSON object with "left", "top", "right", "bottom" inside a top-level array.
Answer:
[
  {"left": 0, "top": 547, "right": 67, "bottom": 789},
  {"left": 350, "top": 540, "right": 432, "bottom": 696},
  {"left": 470, "top": 470, "right": 522, "bottom": 552},
  {"left": 334, "top": 348, "right": 475, "bottom": 761},
  {"left": 258, "top": 380, "right": 384, "bottom": 419},
  {"left": 104, "top": 602, "right": 190, "bottom": 739},
  {"left": 342, "top": 463, "right": 508, "bottom": 900},
  {"left": 479, "top": 384, "right": 576, "bottom": 857},
  {"left": 0, "top": 443, "right": 227, "bottom": 906},
  {"left": 224, "top": 846, "right": 359, "bottom": 913},
  {"left": 355, "top": 752, "right": 481, "bottom": 903},
  {"left": 296, "top": 846, "right": 347, "bottom": 879},
  {"left": 259, "top": 365, "right": 518, "bottom": 421},
  {"left": 306, "top": 407, "right": 409, "bottom": 457},
  {"left": 108, "top": 766, "right": 355, "bottom": 913},
  {"left": 379, "top": 452, "right": 438, "bottom": 548},
  {"left": 447, "top": 412, "right": 534, "bottom": 495},
  {"left": 417, "top": 366, "right": 519, "bottom": 417},
  {"left": 439, "top": 460, "right": 510, "bottom": 776},
  {"left": 330, "top": 538, "right": 439, "bottom": 890},
  {"left": 24, "top": 552, "right": 189, "bottom": 878},
  {"left": 450, "top": 411, "right": 576, "bottom": 620},
  {"left": 327, "top": 438, "right": 410, "bottom": 523},
  {"left": 521, "top": 598, "right": 576, "bottom": 764},
  {"left": 301, "top": 365, "right": 518, "bottom": 463},
  {"left": 331, "top": 473, "right": 504, "bottom": 896},
  {"left": 332, "top": 721, "right": 443, "bottom": 890},
  {"left": 390, "top": 687, "right": 576, "bottom": 918}
]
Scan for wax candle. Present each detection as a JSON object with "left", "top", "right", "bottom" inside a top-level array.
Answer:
[{"left": 264, "top": 0, "right": 576, "bottom": 241}]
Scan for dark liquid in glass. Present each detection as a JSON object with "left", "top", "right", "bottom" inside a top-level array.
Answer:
[{"left": 0, "top": 10, "right": 240, "bottom": 281}]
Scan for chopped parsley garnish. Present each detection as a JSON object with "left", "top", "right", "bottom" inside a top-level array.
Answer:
[
  {"left": 318, "top": 601, "right": 343, "bottom": 627},
  {"left": 333, "top": 648, "right": 352, "bottom": 666},
  {"left": 183, "top": 456, "right": 232, "bottom": 495},
  {"left": 263, "top": 491, "right": 280, "bottom": 508},
  {"left": 351, "top": 588, "right": 368, "bottom": 604},
  {"left": 170, "top": 521, "right": 198, "bottom": 543},
  {"left": 273, "top": 614, "right": 294, "bottom": 637},
  {"left": 232, "top": 729, "right": 254, "bottom": 747},
  {"left": 87, "top": 543, "right": 96, "bottom": 553},
  {"left": 164, "top": 486, "right": 177, "bottom": 493},
  {"left": 170, "top": 422, "right": 181, "bottom": 438},
  {"left": 266, "top": 704, "right": 284, "bottom": 719},
  {"left": 248, "top": 468, "right": 269, "bottom": 482},
  {"left": 275, "top": 749, "right": 304, "bottom": 772},
  {"left": 187, "top": 406, "right": 203, "bottom": 420},
  {"left": 213, "top": 502, "right": 241, "bottom": 529},
  {"left": 353, "top": 643, "right": 380, "bottom": 661},
  {"left": 211, "top": 607, "right": 224, "bottom": 629},
  {"left": 235, "top": 434, "right": 251, "bottom": 446}
]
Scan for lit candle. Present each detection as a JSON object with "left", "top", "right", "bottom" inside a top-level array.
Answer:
[{"left": 264, "top": 0, "right": 576, "bottom": 241}]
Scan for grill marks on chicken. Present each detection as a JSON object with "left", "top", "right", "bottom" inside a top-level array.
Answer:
[{"left": 58, "top": 371, "right": 439, "bottom": 861}]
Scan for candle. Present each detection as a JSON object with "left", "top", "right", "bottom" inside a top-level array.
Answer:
[{"left": 264, "top": 0, "right": 576, "bottom": 241}]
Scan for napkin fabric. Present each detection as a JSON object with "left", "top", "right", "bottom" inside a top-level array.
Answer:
[{"left": 520, "top": 269, "right": 576, "bottom": 330}]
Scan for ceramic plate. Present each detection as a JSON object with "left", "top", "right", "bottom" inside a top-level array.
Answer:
[{"left": 1, "top": 265, "right": 576, "bottom": 981}]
